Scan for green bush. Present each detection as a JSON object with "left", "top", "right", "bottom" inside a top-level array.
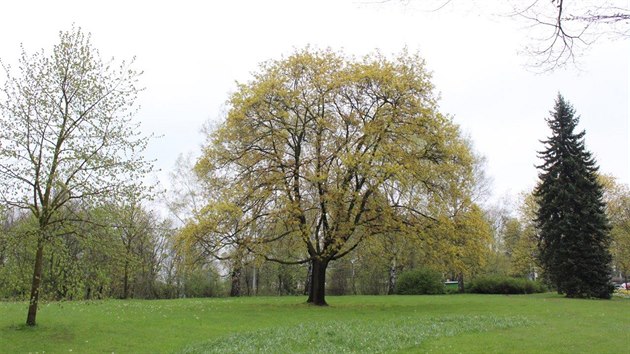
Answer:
[
  {"left": 396, "top": 269, "right": 445, "bottom": 295},
  {"left": 467, "top": 276, "right": 547, "bottom": 294},
  {"left": 183, "top": 268, "right": 223, "bottom": 298}
]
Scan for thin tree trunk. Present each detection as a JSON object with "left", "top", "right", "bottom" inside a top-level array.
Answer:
[
  {"left": 123, "top": 259, "right": 129, "bottom": 299},
  {"left": 350, "top": 260, "right": 357, "bottom": 295},
  {"left": 307, "top": 258, "right": 328, "bottom": 306},
  {"left": 26, "top": 242, "right": 44, "bottom": 326},
  {"left": 457, "top": 273, "right": 465, "bottom": 293},
  {"left": 277, "top": 272, "right": 282, "bottom": 295},
  {"left": 387, "top": 258, "right": 397, "bottom": 295},
  {"left": 252, "top": 265, "right": 257, "bottom": 296}
]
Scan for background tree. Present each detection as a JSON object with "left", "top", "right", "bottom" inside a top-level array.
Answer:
[
  {"left": 188, "top": 48, "right": 474, "bottom": 305},
  {"left": 534, "top": 94, "right": 613, "bottom": 299},
  {"left": 165, "top": 153, "right": 205, "bottom": 225},
  {"left": 501, "top": 218, "right": 522, "bottom": 259},
  {"left": 424, "top": 205, "right": 492, "bottom": 292},
  {"left": 176, "top": 193, "right": 254, "bottom": 297},
  {"left": 0, "top": 27, "right": 153, "bottom": 325},
  {"left": 425, "top": 150, "right": 492, "bottom": 291},
  {"left": 509, "top": 192, "right": 539, "bottom": 279},
  {"left": 335, "top": 230, "right": 417, "bottom": 296},
  {"left": 0, "top": 209, "right": 37, "bottom": 300},
  {"left": 164, "top": 153, "right": 219, "bottom": 298},
  {"left": 98, "top": 199, "right": 170, "bottom": 299},
  {"left": 600, "top": 175, "right": 630, "bottom": 285},
  {"left": 481, "top": 198, "right": 517, "bottom": 277}
]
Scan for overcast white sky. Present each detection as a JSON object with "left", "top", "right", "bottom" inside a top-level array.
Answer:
[{"left": 1, "top": 0, "right": 628, "bottom": 204}]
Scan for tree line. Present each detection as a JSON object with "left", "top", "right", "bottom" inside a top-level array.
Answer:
[{"left": 1, "top": 27, "right": 628, "bottom": 326}]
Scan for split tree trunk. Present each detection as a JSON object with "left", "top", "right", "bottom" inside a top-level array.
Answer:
[
  {"left": 26, "top": 242, "right": 44, "bottom": 326},
  {"left": 230, "top": 264, "right": 242, "bottom": 297},
  {"left": 307, "top": 258, "right": 329, "bottom": 306}
]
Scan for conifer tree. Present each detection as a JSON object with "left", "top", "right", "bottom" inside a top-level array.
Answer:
[{"left": 534, "top": 94, "right": 613, "bottom": 299}]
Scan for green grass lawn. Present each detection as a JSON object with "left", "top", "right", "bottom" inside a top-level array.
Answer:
[{"left": 0, "top": 293, "right": 628, "bottom": 353}]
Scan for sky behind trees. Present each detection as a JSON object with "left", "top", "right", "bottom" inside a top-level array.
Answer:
[{"left": 1, "top": 0, "right": 627, "bottom": 202}]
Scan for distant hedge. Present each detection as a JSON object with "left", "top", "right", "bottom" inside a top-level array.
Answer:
[
  {"left": 468, "top": 276, "right": 547, "bottom": 294},
  {"left": 395, "top": 269, "right": 445, "bottom": 295}
]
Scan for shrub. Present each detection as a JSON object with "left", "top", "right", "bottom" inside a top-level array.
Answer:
[
  {"left": 613, "top": 288, "right": 630, "bottom": 299},
  {"left": 395, "top": 269, "right": 445, "bottom": 295},
  {"left": 467, "top": 276, "right": 547, "bottom": 294},
  {"left": 182, "top": 268, "right": 223, "bottom": 298}
]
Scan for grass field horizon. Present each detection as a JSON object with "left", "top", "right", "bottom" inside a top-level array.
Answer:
[{"left": 1, "top": 293, "right": 628, "bottom": 353}]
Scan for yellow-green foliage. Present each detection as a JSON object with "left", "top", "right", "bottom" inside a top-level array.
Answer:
[
  {"left": 600, "top": 175, "right": 630, "bottom": 281},
  {"left": 509, "top": 192, "right": 540, "bottom": 278},
  {"left": 184, "top": 48, "right": 483, "bottom": 299}
]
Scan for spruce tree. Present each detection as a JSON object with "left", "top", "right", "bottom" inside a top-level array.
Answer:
[{"left": 534, "top": 94, "right": 613, "bottom": 299}]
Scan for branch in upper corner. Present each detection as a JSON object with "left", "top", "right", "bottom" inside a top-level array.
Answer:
[{"left": 512, "top": 0, "right": 629, "bottom": 72}]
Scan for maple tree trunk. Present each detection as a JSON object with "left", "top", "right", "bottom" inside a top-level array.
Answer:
[{"left": 307, "top": 258, "right": 328, "bottom": 306}]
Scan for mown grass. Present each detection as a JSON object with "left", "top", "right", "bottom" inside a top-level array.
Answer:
[{"left": 0, "top": 294, "right": 628, "bottom": 353}]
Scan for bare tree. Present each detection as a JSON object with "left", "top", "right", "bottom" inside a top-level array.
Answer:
[
  {"left": 514, "top": 0, "right": 629, "bottom": 71},
  {"left": 370, "top": 0, "right": 629, "bottom": 71}
]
